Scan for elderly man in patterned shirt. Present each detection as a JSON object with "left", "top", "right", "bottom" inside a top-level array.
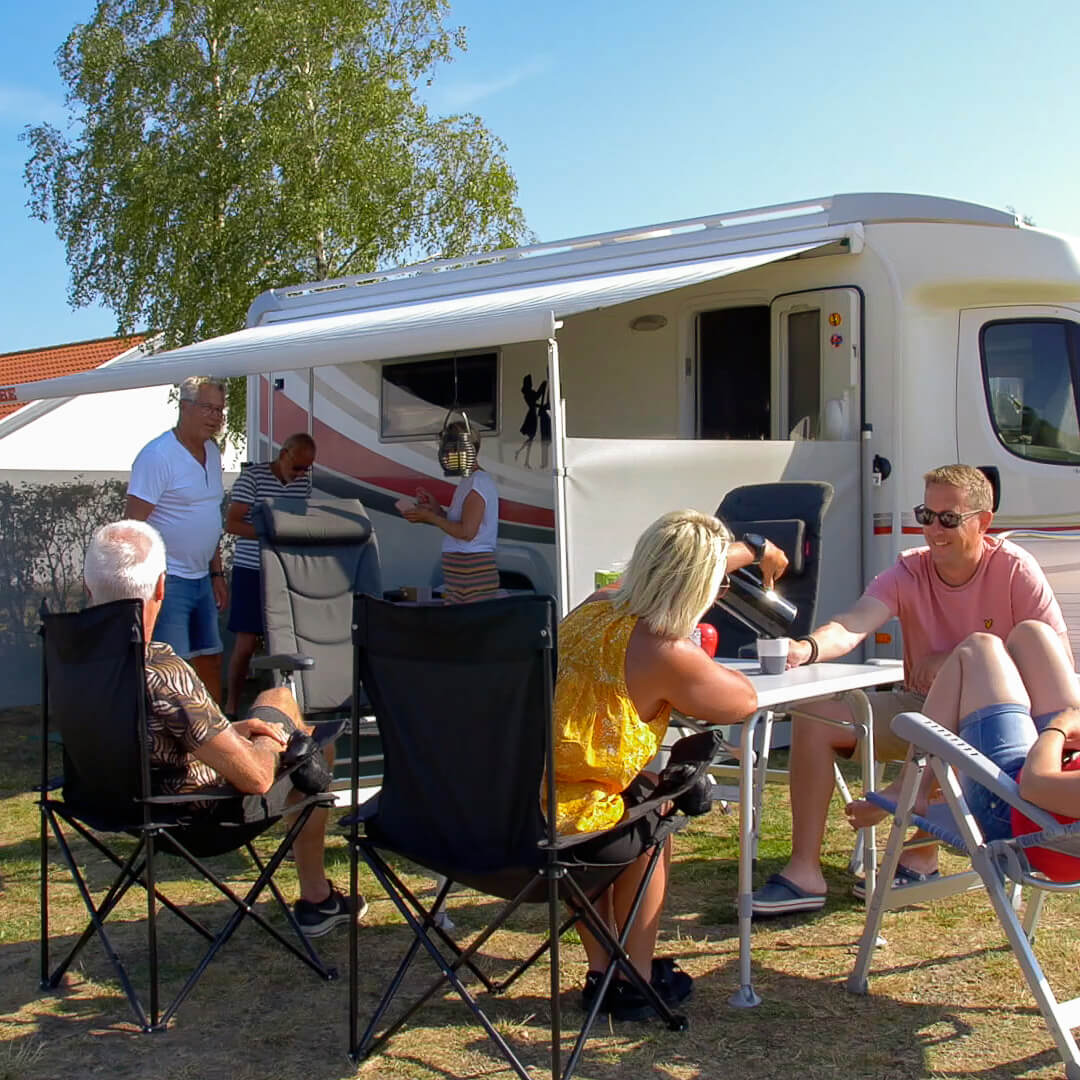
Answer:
[{"left": 83, "top": 519, "right": 366, "bottom": 937}]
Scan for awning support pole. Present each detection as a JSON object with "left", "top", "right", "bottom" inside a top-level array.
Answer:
[{"left": 547, "top": 333, "right": 570, "bottom": 617}]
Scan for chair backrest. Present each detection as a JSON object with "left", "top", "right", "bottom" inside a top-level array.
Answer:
[
  {"left": 707, "top": 481, "right": 834, "bottom": 653},
  {"left": 255, "top": 497, "right": 383, "bottom": 714},
  {"left": 42, "top": 599, "right": 149, "bottom": 824},
  {"left": 352, "top": 594, "right": 555, "bottom": 874}
]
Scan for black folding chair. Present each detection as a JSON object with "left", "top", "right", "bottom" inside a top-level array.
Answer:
[
  {"left": 345, "top": 594, "right": 718, "bottom": 1080},
  {"left": 37, "top": 599, "right": 338, "bottom": 1032}
]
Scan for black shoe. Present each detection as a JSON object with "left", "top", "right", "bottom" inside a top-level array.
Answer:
[
  {"left": 581, "top": 959, "right": 694, "bottom": 1019},
  {"left": 293, "top": 883, "right": 369, "bottom": 938},
  {"left": 650, "top": 957, "right": 693, "bottom": 1005}
]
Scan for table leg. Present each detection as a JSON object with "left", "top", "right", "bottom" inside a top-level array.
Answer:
[
  {"left": 847, "top": 689, "right": 877, "bottom": 906},
  {"left": 730, "top": 707, "right": 763, "bottom": 1008}
]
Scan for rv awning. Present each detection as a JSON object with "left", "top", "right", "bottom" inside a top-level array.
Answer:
[{"left": 5, "top": 238, "right": 839, "bottom": 403}]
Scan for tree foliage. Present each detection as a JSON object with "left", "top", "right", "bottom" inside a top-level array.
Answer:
[{"left": 24, "top": 0, "right": 531, "bottom": 445}]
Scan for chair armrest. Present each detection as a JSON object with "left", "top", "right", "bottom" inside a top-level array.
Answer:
[
  {"left": 250, "top": 653, "right": 315, "bottom": 673},
  {"left": 890, "top": 711, "right": 1063, "bottom": 831}
]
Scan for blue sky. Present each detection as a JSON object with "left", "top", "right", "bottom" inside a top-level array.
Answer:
[{"left": 2, "top": 0, "right": 1079, "bottom": 353}]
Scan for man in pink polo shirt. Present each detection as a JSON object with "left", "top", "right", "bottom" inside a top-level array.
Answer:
[{"left": 751, "top": 464, "right": 1071, "bottom": 918}]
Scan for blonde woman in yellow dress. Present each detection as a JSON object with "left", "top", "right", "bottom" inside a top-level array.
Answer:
[{"left": 550, "top": 509, "right": 787, "bottom": 1020}]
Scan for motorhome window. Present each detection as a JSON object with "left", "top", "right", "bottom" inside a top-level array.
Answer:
[
  {"left": 698, "top": 306, "right": 770, "bottom": 439},
  {"left": 980, "top": 320, "right": 1080, "bottom": 465},
  {"left": 787, "top": 310, "right": 821, "bottom": 439},
  {"left": 381, "top": 353, "right": 498, "bottom": 440}
]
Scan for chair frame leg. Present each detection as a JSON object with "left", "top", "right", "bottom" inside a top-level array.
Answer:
[
  {"left": 349, "top": 836, "right": 684, "bottom": 1080},
  {"left": 40, "top": 799, "right": 335, "bottom": 1032}
]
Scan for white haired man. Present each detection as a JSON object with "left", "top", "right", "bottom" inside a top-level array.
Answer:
[
  {"left": 126, "top": 376, "right": 228, "bottom": 702},
  {"left": 84, "top": 519, "right": 365, "bottom": 935}
]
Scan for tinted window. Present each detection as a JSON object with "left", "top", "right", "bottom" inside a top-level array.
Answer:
[
  {"left": 981, "top": 320, "right": 1080, "bottom": 464},
  {"left": 381, "top": 353, "right": 498, "bottom": 440}
]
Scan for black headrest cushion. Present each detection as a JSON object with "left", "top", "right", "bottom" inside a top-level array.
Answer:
[{"left": 724, "top": 518, "right": 806, "bottom": 576}]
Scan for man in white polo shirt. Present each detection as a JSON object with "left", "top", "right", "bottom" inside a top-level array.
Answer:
[{"left": 125, "top": 376, "right": 227, "bottom": 701}]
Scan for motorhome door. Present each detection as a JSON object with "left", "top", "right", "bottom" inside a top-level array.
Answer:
[{"left": 771, "top": 289, "right": 861, "bottom": 442}]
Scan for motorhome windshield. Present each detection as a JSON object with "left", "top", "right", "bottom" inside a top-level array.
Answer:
[{"left": 981, "top": 319, "right": 1080, "bottom": 465}]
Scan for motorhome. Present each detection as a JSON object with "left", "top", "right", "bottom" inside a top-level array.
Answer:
[{"left": 10, "top": 192, "right": 1080, "bottom": 657}]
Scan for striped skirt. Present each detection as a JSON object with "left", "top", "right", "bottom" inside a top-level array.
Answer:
[{"left": 441, "top": 550, "right": 500, "bottom": 604}]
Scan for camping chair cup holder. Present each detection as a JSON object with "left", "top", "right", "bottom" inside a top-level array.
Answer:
[
  {"left": 36, "top": 599, "right": 342, "bottom": 1032},
  {"left": 344, "top": 595, "right": 720, "bottom": 1080}
]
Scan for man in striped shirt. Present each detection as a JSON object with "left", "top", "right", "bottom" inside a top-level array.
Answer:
[{"left": 224, "top": 433, "right": 316, "bottom": 717}]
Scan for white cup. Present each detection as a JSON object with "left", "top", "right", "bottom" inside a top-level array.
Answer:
[{"left": 756, "top": 637, "right": 789, "bottom": 675}]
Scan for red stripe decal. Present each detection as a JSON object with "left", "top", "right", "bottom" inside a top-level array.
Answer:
[{"left": 261, "top": 389, "right": 555, "bottom": 529}]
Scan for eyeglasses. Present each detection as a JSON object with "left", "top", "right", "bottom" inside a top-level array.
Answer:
[
  {"left": 189, "top": 402, "right": 225, "bottom": 418},
  {"left": 913, "top": 504, "right": 983, "bottom": 529},
  {"left": 715, "top": 574, "right": 731, "bottom": 601}
]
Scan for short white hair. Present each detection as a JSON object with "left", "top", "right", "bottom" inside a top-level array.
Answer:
[
  {"left": 84, "top": 520, "right": 167, "bottom": 604},
  {"left": 178, "top": 376, "right": 225, "bottom": 402}
]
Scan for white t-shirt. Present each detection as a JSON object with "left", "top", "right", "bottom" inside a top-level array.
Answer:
[
  {"left": 128, "top": 430, "right": 224, "bottom": 578},
  {"left": 442, "top": 470, "right": 499, "bottom": 554}
]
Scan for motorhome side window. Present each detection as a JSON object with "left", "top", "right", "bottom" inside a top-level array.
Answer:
[
  {"left": 380, "top": 353, "right": 498, "bottom": 440},
  {"left": 980, "top": 320, "right": 1080, "bottom": 464}
]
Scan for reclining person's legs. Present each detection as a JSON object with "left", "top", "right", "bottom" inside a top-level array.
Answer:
[{"left": 1006, "top": 620, "right": 1080, "bottom": 726}]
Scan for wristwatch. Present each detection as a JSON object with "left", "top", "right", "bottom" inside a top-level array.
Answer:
[
  {"left": 210, "top": 571, "right": 226, "bottom": 579},
  {"left": 742, "top": 532, "right": 767, "bottom": 565}
]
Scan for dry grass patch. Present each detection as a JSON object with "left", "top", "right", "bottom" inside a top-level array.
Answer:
[{"left": 2, "top": 710, "right": 1080, "bottom": 1078}]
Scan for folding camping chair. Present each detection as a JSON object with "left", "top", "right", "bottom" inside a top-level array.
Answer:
[
  {"left": 251, "top": 496, "right": 384, "bottom": 796},
  {"left": 848, "top": 710, "right": 1080, "bottom": 1078},
  {"left": 37, "top": 599, "right": 339, "bottom": 1032},
  {"left": 345, "top": 594, "right": 718, "bottom": 1080}
]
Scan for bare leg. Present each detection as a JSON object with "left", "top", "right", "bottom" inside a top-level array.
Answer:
[
  {"left": 225, "top": 631, "right": 259, "bottom": 716},
  {"left": 577, "top": 837, "right": 671, "bottom": 982},
  {"left": 191, "top": 652, "right": 223, "bottom": 705},
  {"left": 251, "top": 686, "right": 332, "bottom": 904},
  {"left": 1006, "top": 620, "right": 1080, "bottom": 720},
  {"left": 777, "top": 701, "right": 859, "bottom": 895}
]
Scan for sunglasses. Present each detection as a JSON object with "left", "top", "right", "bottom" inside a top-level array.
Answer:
[
  {"left": 715, "top": 574, "right": 731, "bottom": 601},
  {"left": 913, "top": 504, "right": 983, "bottom": 529}
]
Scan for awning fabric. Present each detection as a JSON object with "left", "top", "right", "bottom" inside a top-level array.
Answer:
[{"left": 4, "top": 238, "right": 836, "bottom": 403}]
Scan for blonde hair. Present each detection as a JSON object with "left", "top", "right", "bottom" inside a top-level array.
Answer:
[
  {"left": 923, "top": 464, "right": 993, "bottom": 512},
  {"left": 612, "top": 510, "right": 732, "bottom": 639}
]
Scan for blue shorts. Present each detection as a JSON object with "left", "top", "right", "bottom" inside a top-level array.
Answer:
[
  {"left": 154, "top": 574, "right": 223, "bottom": 659},
  {"left": 227, "top": 565, "right": 264, "bottom": 635},
  {"left": 958, "top": 703, "right": 1037, "bottom": 841}
]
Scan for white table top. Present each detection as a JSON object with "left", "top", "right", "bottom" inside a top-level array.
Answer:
[{"left": 714, "top": 657, "right": 904, "bottom": 710}]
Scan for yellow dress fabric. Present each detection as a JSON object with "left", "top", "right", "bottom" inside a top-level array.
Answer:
[{"left": 548, "top": 599, "right": 671, "bottom": 835}]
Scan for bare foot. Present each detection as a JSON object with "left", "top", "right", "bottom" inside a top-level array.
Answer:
[{"left": 844, "top": 797, "right": 890, "bottom": 830}]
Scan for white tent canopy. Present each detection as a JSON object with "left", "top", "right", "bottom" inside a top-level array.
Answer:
[{"left": 5, "top": 237, "right": 843, "bottom": 403}]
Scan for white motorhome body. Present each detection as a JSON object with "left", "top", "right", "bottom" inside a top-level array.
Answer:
[{"left": 8, "top": 193, "right": 1080, "bottom": 657}]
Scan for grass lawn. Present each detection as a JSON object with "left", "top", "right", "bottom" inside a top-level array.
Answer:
[{"left": 2, "top": 703, "right": 1079, "bottom": 1080}]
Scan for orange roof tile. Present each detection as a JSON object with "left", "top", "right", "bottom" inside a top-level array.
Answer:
[{"left": 0, "top": 334, "right": 146, "bottom": 421}]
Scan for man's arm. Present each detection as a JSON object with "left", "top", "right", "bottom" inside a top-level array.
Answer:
[
  {"left": 785, "top": 593, "right": 892, "bottom": 667},
  {"left": 195, "top": 722, "right": 286, "bottom": 794},
  {"left": 125, "top": 495, "right": 155, "bottom": 521},
  {"left": 224, "top": 500, "right": 257, "bottom": 540}
]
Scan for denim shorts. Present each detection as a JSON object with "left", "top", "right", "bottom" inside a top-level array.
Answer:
[
  {"left": 957, "top": 703, "right": 1037, "bottom": 841},
  {"left": 227, "top": 566, "right": 264, "bottom": 635},
  {"left": 153, "top": 574, "right": 223, "bottom": 659}
]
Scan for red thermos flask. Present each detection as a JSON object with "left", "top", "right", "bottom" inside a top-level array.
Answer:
[{"left": 692, "top": 623, "right": 718, "bottom": 658}]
